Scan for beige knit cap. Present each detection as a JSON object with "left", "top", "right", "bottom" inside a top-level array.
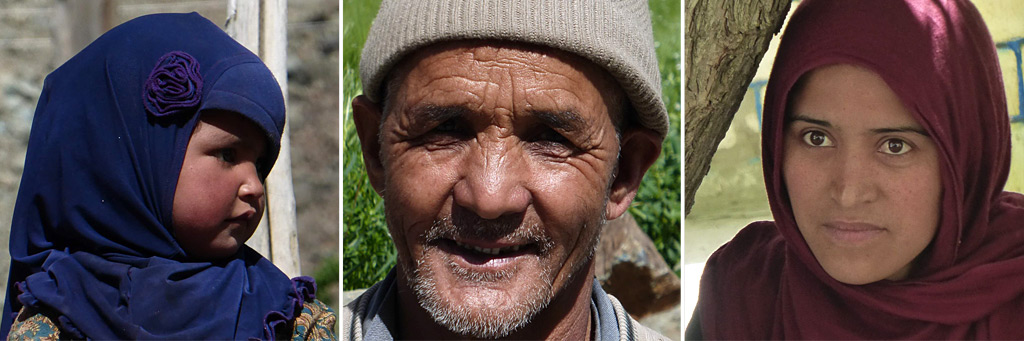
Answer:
[{"left": 359, "top": 0, "right": 668, "bottom": 138}]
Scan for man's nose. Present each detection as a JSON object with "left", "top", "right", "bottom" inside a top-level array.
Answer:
[
  {"left": 453, "top": 140, "right": 531, "bottom": 220},
  {"left": 829, "top": 150, "right": 880, "bottom": 207}
]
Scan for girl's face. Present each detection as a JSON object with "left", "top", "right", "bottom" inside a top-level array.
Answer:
[
  {"left": 783, "top": 64, "right": 943, "bottom": 285},
  {"left": 173, "top": 110, "right": 267, "bottom": 260}
]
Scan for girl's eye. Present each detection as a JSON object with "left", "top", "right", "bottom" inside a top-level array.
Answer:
[
  {"left": 256, "top": 159, "right": 269, "bottom": 179},
  {"left": 801, "top": 130, "right": 833, "bottom": 147},
  {"left": 879, "top": 138, "right": 912, "bottom": 155},
  {"left": 217, "top": 148, "right": 237, "bottom": 163}
]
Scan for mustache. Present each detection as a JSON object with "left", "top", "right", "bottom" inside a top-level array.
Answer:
[{"left": 422, "top": 214, "right": 554, "bottom": 254}]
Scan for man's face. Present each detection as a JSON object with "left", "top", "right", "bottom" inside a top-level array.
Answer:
[{"left": 369, "top": 42, "right": 627, "bottom": 337}]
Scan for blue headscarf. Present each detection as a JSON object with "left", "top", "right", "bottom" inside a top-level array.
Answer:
[{"left": 1, "top": 13, "right": 314, "bottom": 339}]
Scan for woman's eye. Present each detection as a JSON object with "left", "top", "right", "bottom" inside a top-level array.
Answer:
[
  {"left": 879, "top": 138, "right": 913, "bottom": 155},
  {"left": 217, "top": 148, "right": 237, "bottom": 163},
  {"left": 801, "top": 130, "right": 833, "bottom": 147}
]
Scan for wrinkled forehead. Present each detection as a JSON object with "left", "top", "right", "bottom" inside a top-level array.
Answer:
[{"left": 381, "top": 40, "right": 626, "bottom": 124}]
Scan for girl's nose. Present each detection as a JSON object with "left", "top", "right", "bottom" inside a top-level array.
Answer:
[{"left": 238, "top": 162, "right": 265, "bottom": 203}]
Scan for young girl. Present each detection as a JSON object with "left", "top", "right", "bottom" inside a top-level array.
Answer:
[
  {"left": 688, "top": 0, "right": 1024, "bottom": 338},
  {"left": 1, "top": 13, "right": 335, "bottom": 339}
]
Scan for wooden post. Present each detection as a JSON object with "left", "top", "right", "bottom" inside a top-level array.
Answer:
[
  {"left": 227, "top": 0, "right": 270, "bottom": 259},
  {"left": 227, "top": 0, "right": 301, "bottom": 278},
  {"left": 259, "top": 0, "right": 301, "bottom": 278},
  {"left": 53, "top": 0, "right": 112, "bottom": 64}
]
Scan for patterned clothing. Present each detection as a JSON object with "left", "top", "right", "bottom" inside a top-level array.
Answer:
[
  {"left": 8, "top": 300, "right": 338, "bottom": 341},
  {"left": 292, "top": 299, "right": 339, "bottom": 341}
]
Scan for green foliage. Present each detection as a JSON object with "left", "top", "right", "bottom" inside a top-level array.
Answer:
[
  {"left": 313, "top": 254, "right": 340, "bottom": 307},
  {"left": 342, "top": 0, "right": 681, "bottom": 290},
  {"left": 634, "top": 0, "right": 682, "bottom": 274},
  {"left": 342, "top": 0, "right": 391, "bottom": 291}
]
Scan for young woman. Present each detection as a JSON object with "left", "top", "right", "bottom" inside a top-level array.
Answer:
[
  {"left": 688, "top": 0, "right": 1024, "bottom": 338},
  {"left": 1, "top": 13, "right": 334, "bottom": 339}
]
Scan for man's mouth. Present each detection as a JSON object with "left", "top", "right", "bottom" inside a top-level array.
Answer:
[
  {"left": 455, "top": 240, "right": 524, "bottom": 255},
  {"left": 434, "top": 239, "right": 538, "bottom": 266}
]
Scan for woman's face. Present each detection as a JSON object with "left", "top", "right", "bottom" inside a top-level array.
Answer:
[{"left": 783, "top": 64, "right": 943, "bottom": 285}]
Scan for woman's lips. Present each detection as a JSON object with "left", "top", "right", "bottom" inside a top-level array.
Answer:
[{"left": 822, "top": 221, "right": 887, "bottom": 244}]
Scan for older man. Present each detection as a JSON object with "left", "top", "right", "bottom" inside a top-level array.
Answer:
[{"left": 345, "top": 1, "right": 669, "bottom": 340}]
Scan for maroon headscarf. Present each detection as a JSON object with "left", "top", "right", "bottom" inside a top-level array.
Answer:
[{"left": 694, "top": 0, "right": 1024, "bottom": 338}]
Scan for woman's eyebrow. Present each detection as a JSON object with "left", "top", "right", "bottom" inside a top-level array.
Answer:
[
  {"left": 870, "top": 126, "right": 931, "bottom": 137},
  {"left": 788, "top": 114, "right": 832, "bottom": 128},
  {"left": 789, "top": 114, "right": 930, "bottom": 137}
]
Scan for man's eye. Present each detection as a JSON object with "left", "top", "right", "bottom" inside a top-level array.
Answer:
[
  {"left": 217, "top": 148, "right": 237, "bottom": 163},
  {"left": 434, "top": 119, "right": 461, "bottom": 134},
  {"left": 536, "top": 129, "right": 570, "bottom": 145},
  {"left": 879, "top": 138, "right": 913, "bottom": 155},
  {"left": 801, "top": 130, "right": 833, "bottom": 147}
]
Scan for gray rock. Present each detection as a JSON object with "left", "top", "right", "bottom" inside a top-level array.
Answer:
[
  {"left": 595, "top": 212, "right": 681, "bottom": 319},
  {"left": 640, "top": 303, "right": 681, "bottom": 341}
]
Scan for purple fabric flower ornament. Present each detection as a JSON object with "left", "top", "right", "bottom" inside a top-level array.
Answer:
[{"left": 143, "top": 51, "right": 203, "bottom": 118}]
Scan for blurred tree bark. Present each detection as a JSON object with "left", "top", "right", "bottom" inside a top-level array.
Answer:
[{"left": 684, "top": 0, "right": 789, "bottom": 216}]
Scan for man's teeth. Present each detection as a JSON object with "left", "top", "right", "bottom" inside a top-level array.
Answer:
[{"left": 455, "top": 241, "right": 521, "bottom": 255}]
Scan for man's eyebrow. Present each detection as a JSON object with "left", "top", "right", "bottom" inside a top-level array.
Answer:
[
  {"left": 531, "top": 109, "right": 585, "bottom": 133},
  {"left": 409, "top": 104, "right": 472, "bottom": 123}
]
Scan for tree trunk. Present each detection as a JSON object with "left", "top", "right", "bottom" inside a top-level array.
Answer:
[{"left": 684, "top": 0, "right": 789, "bottom": 216}]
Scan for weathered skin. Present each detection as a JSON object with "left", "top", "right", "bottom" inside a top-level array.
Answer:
[{"left": 352, "top": 41, "right": 661, "bottom": 339}]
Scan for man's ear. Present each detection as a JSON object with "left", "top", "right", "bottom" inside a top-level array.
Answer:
[
  {"left": 351, "top": 95, "right": 386, "bottom": 196},
  {"left": 606, "top": 128, "right": 662, "bottom": 220}
]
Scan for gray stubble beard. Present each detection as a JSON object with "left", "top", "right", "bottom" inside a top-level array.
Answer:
[{"left": 405, "top": 214, "right": 606, "bottom": 339}]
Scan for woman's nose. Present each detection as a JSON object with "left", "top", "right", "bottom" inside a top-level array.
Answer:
[{"left": 829, "top": 151, "right": 880, "bottom": 207}]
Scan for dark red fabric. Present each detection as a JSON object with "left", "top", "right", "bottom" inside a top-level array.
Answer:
[{"left": 696, "top": 0, "right": 1024, "bottom": 339}]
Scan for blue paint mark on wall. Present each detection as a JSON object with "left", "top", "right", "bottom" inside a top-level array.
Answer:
[{"left": 999, "top": 38, "right": 1024, "bottom": 123}]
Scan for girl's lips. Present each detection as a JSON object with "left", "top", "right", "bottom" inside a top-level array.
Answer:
[
  {"left": 226, "top": 209, "right": 258, "bottom": 226},
  {"left": 823, "top": 221, "right": 887, "bottom": 244}
]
